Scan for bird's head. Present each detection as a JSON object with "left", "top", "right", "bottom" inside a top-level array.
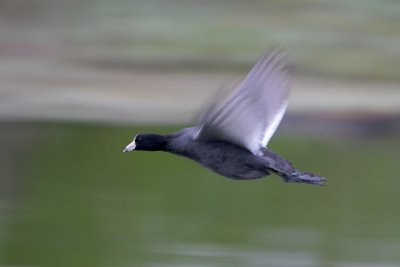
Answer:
[{"left": 123, "top": 133, "right": 167, "bottom": 152}]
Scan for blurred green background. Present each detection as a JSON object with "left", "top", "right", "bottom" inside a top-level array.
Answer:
[{"left": 1, "top": 0, "right": 400, "bottom": 267}]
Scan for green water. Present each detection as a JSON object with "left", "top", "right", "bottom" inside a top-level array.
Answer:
[{"left": 1, "top": 123, "right": 400, "bottom": 267}]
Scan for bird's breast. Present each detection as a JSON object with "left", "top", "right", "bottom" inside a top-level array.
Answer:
[{"left": 186, "top": 141, "right": 269, "bottom": 180}]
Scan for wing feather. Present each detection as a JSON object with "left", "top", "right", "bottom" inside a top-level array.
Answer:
[{"left": 195, "top": 49, "right": 291, "bottom": 155}]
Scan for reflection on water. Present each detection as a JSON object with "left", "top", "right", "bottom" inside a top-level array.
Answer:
[
  {"left": 1, "top": 123, "right": 400, "bottom": 267},
  {"left": 152, "top": 241, "right": 319, "bottom": 267}
]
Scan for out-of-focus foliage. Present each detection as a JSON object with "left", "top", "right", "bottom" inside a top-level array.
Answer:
[{"left": 1, "top": 0, "right": 400, "bottom": 81}]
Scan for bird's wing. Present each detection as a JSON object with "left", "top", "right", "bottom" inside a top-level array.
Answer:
[{"left": 194, "top": 49, "right": 291, "bottom": 155}]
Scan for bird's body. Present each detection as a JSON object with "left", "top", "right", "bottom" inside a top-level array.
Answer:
[
  {"left": 166, "top": 127, "right": 270, "bottom": 180},
  {"left": 123, "top": 49, "right": 326, "bottom": 186}
]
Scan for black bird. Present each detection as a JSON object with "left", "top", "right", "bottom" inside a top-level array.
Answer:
[{"left": 123, "top": 50, "right": 326, "bottom": 185}]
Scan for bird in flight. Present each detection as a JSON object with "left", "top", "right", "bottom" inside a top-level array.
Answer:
[{"left": 123, "top": 49, "right": 326, "bottom": 186}]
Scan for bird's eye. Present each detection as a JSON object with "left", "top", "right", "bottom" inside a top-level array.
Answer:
[{"left": 136, "top": 137, "right": 142, "bottom": 142}]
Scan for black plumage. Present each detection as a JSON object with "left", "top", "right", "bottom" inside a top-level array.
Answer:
[{"left": 123, "top": 49, "right": 325, "bottom": 186}]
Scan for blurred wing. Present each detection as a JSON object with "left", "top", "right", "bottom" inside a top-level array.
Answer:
[{"left": 194, "top": 49, "right": 291, "bottom": 155}]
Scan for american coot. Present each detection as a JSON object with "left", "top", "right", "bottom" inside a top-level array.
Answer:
[{"left": 123, "top": 49, "right": 326, "bottom": 186}]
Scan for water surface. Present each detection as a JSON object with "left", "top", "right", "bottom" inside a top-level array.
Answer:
[{"left": 1, "top": 123, "right": 399, "bottom": 267}]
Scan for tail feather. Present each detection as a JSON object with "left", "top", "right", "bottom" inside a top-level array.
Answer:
[
  {"left": 283, "top": 169, "right": 326, "bottom": 186},
  {"left": 261, "top": 148, "right": 326, "bottom": 186}
]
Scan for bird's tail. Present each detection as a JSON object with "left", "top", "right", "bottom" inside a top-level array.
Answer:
[
  {"left": 261, "top": 148, "right": 326, "bottom": 186},
  {"left": 282, "top": 169, "right": 326, "bottom": 186}
]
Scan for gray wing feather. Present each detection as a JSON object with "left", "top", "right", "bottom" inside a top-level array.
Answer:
[{"left": 194, "top": 49, "right": 291, "bottom": 155}]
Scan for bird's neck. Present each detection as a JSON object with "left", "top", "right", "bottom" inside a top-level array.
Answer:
[{"left": 147, "top": 134, "right": 169, "bottom": 151}]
